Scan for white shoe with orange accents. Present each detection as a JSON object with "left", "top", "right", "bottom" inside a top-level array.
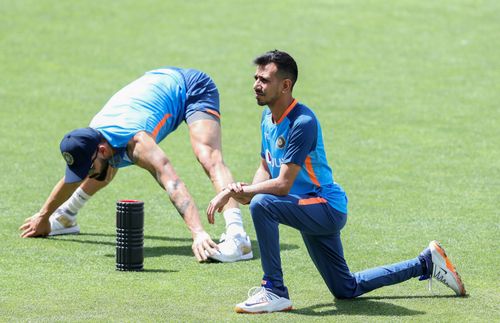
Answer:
[{"left": 427, "top": 240, "right": 466, "bottom": 296}]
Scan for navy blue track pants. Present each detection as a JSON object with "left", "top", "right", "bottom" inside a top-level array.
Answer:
[{"left": 249, "top": 193, "right": 423, "bottom": 299}]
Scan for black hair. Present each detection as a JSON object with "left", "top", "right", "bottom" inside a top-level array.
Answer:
[{"left": 253, "top": 50, "right": 298, "bottom": 87}]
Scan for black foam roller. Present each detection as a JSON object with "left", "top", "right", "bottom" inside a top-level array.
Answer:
[{"left": 116, "top": 200, "right": 144, "bottom": 271}]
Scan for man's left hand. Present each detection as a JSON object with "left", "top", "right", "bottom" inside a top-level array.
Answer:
[{"left": 19, "top": 213, "right": 51, "bottom": 238}]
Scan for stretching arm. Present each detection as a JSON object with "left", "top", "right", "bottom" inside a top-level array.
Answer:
[
  {"left": 20, "top": 178, "right": 80, "bottom": 237},
  {"left": 130, "top": 131, "right": 217, "bottom": 261}
]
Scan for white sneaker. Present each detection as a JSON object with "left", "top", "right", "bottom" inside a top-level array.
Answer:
[
  {"left": 235, "top": 286, "right": 293, "bottom": 313},
  {"left": 428, "top": 240, "right": 466, "bottom": 296},
  {"left": 208, "top": 233, "right": 253, "bottom": 263},
  {"left": 48, "top": 209, "right": 80, "bottom": 236}
]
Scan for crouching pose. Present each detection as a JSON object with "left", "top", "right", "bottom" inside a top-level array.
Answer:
[{"left": 207, "top": 50, "right": 465, "bottom": 313}]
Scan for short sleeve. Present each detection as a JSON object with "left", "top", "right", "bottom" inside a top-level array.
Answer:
[
  {"left": 260, "top": 109, "right": 267, "bottom": 159},
  {"left": 282, "top": 115, "right": 317, "bottom": 166}
]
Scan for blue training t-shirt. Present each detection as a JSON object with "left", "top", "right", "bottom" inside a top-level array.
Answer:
[
  {"left": 260, "top": 99, "right": 348, "bottom": 214},
  {"left": 89, "top": 67, "right": 219, "bottom": 168}
]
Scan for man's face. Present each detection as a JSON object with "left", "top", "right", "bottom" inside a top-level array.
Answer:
[
  {"left": 253, "top": 63, "right": 284, "bottom": 106},
  {"left": 88, "top": 155, "right": 109, "bottom": 181}
]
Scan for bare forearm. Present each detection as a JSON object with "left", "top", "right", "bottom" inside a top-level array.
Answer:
[
  {"left": 232, "top": 162, "right": 299, "bottom": 202},
  {"left": 131, "top": 132, "right": 207, "bottom": 236},
  {"left": 225, "top": 161, "right": 273, "bottom": 204},
  {"left": 232, "top": 178, "right": 288, "bottom": 203},
  {"left": 252, "top": 165, "right": 271, "bottom": 185},
  {"left": 149, "top": 162, "right": 205, "bottom": 235},
  {"left": 39, "top": 178, "right": 80, "bottom": 219},
  {"left": 165, "top": 178, "right": 204, "bottom": 235}
]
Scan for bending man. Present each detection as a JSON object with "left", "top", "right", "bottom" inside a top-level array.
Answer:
[{"left": 20, "top": 66, "right": 252, "bottom": 263}]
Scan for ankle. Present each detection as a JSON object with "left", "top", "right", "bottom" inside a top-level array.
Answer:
[
  {"left": 418, "top": 255, "right": 429, "bottom": 276},
  {"left": 225, "top": 225, "right": 245, "bottom": 237},
  {"left": 223, "top": 208, "right": 245, "bottom": 236},
  {"left": 60, "top": 187, "right": 91, "bottom": 215},
  {"left": 262, "top": 280, "right": 289, "bottom": 299}
]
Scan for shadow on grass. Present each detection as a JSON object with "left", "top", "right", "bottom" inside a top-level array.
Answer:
[
  {"left": 291, "top": 298, "right": 426, "bottom": 317},
  {"left": 113, "top": 268, "right": 179, "bottom": 273},
  {"left": 77, "top": 232, "right": 192, "bottom": 242},
  {"left": 51, "top": 232, "right": 299, "bottom": 259},
  {"left": 144, "top": 244, "right": 300, "bottom": 259},
  {"left": 291, "top": 294, "right": 463, "bottom": 316},
  {"left": 361, "top": 295, "right": 463, "bottom": 300},
  {"left": 141, "top": 269, "right": 179, "bottom": 273}
]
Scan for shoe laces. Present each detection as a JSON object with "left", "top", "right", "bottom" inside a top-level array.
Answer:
[
  {"left": 220, "top": 233, "right": 246, "bottom": 246},
  {"left": 246, "top": 286, "right": 273, "bottom": 303},
  {"left": 429, "top": 263, "right": 447, "bottom": 293},
  {"left": 425, "top": 264, "right": 435, "bottom": 293}
]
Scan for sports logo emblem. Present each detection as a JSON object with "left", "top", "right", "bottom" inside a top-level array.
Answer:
[
  {"left": 276, "top": 136, "right": 285, "bottom": 149},
  {"left": 62, "top": 152, "right": 74, "bottom": 165}
]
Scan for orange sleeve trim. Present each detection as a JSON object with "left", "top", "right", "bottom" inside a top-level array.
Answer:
[
  {"left": 275, "top": 99, "right": 298, "bottom": 124},
  {"left": 205, "top": 109, "right": 221, "bottom": 119},
  {"left": 298, "top": 197, "right": 327, "bottom": 205},
  {"left": 304, "top": 155, "right": 321, "bottom": 187},
  {"left": 152, "top": 113, "right": 172, "bottom": 140}
]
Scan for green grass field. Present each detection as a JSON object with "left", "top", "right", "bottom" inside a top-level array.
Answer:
[{"left": 1, "top": 0, "right": 499, "bottom": 321}]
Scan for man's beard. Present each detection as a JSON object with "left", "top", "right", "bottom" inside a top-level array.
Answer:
[{"left": 94, "top": 161, "right": 109, "bottom": 181}]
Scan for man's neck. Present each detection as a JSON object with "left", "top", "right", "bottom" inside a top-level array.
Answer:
[{"left": 269, "top": 96, "right": 295, "bottom": 123}]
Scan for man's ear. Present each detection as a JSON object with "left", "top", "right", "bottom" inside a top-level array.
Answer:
[
  {"left": 97, "top": 143, "right": 108, "bottom": 157},
  {"left": 282, "top": 79, "right": 293, "bottom": 93}
]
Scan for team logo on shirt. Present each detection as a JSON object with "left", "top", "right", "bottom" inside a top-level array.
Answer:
[
  {"left": 276, "top": 136, "right": 286, "bottom": 149},
  {"left": 62, "top": 152, "right": 74, "bottom": 165}
]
